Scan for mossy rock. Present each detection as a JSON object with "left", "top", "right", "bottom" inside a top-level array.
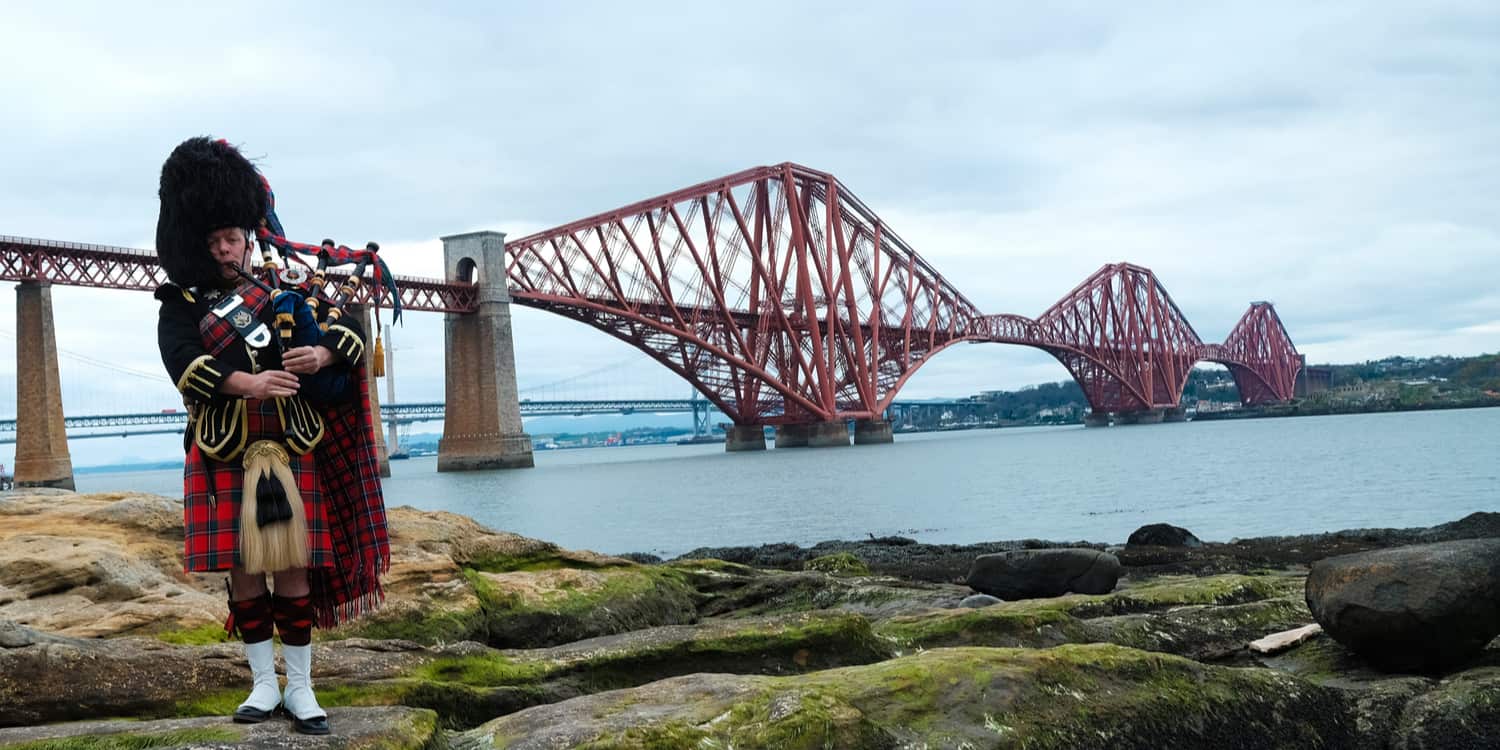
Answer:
[
  {"left": 803, "top": 552, "right": 871, "bottom": 576},
  {"left": 1091, "top": 596, "right": 1314, "bottom": 660},
  {"left": 337, "top": 560, "right": 700, "bottom": 649},
  {"left": 474, "top": 565, "right": 699, "bottom": 648},
  {"left": 0, "top": 706, "right": 438, "bottom": 749},
  {"left": 459, "top": 644, "right": 1356, "bottom": 748},
  {"left": 150, "top": 623, "right": 231, "bottom": 647},
  {"left": 0, "top": 728, "right": 243, "bottom": 750},
  {"left": 1259, "top": 637, "right": 1500, "bottom": 747},
  {"left": 1391, "top": 666, "right": 1500, "bottom": 748},
  {"left": 877, "top": 573, "right": 1299, "bottom": 653},
  {"left": 400, "top": 611, "right": 891, "bottom": 728}
]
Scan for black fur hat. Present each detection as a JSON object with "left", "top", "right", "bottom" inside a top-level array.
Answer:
[{"left": 155, "top": 137, "right": 267, "bottom": 289}]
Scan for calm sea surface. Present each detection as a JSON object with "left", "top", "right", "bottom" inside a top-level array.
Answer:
[{"left": 76, "top": 408, "right": 1499, "bottom": 558}]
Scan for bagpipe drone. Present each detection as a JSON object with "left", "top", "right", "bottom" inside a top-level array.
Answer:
[{"left": 232, "top": 163, "right": 404, "bottom": 390}]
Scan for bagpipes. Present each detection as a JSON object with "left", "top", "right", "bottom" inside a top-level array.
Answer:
[{"left": 230, "top": 168, "right": 403, "bottom": 378}]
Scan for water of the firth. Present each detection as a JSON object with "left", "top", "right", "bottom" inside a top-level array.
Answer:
[{"left": 77, "top": 408, "right": 1498, "bottom": 559}]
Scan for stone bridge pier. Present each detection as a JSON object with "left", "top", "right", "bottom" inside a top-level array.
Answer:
[
  {"left": 13, "top": 281, "right": 74, "bottom": 489},
  {"left": 437, "top": 231, "right": 534, "bottom": 471}
]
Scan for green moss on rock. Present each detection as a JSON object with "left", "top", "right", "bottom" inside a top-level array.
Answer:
[
  {"left": 475, "top": 565, "right": 699, "bottom": 649},
  {"left": 803, "top": 552, "right": 871, "bottom": 577},
  {"left": 577, "top": 723, "right": 713, "bottom": 750},
  {"left": 335, "top": 563, "right": 699, "bottom": 649},
  {"left": 422, "top": 611, "right": 889, "bottom": 696},
  {"left": 1068, "top": 574, "right": 1295, "bottom": 617},
  {"left": 150, "top": 624, "right": 230, "bottom": 646},
  {"left": 877, "top": 574, "right": 1298, "bottom": 652},
  {"left": 463, "top": 549, "right": 632, "bottom": 574},
  {"left": 876, "top": 604, "right": 1088, "bottom": 650},
  {"left": 1390, "top": 667, "right": 1500, "bottom": 747},
  {"left": 2, "top": 728, "right": 242, "bottom": 750},
  {"left": 465, "top": 644, "right": 1355, "bottom": 748},
  {"left": 337, "top": 599, "right": 490, "bottom": 646}
]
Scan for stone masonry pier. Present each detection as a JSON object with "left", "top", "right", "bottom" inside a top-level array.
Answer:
[{"left": 437, "top": 231, "right": 534, "bottom": 471}]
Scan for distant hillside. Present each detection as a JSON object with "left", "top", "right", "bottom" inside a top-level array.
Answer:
[{"left": 965, "top": 352, "right": 1500, "bottom": 420}]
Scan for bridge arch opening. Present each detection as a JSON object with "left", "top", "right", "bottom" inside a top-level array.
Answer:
[
  {"left": 1182, "top": 363, "right": 1242, "bottom": 414},
  {"left": 455, "top": 257, "right": 478, "bottom": 285},
  {"left": 892, "top": 343, "right": 1087, "bottom": 426}
]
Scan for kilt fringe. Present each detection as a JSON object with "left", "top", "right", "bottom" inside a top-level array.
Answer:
[{"left": 313, "top": 579, "right": 386, "bottom": 630}]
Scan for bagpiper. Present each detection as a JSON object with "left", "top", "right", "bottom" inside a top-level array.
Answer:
[{"left": 153, "top": 137, "right": 391, "bottom": 735}]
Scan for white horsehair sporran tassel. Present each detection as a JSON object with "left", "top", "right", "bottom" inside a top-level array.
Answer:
[{"left": 238, "top": 439, "right": 308, "bottom": 574}]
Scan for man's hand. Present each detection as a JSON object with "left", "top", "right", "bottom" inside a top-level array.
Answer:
[
  {"left": 283, "top": 346, "right": 334, "bottom": 375},
  {"left": 247, "top": 371, "right": 300, "bottom": 399}
]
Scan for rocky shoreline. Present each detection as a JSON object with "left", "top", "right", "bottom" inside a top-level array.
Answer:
[
  {"left": 1, "top": 488, "right": 1496, "bottom": 748},
  {"left": 670, "top": 509, "right": 1500, "bottom": 580}
]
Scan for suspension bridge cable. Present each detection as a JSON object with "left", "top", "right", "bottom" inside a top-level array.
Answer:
[{"left": 0, "top": 329, "right": 169, "bottom": 383}]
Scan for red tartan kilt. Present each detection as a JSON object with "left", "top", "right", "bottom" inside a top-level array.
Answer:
[{"left": 182, "top": 398, "right": 333, "bottom": 572}]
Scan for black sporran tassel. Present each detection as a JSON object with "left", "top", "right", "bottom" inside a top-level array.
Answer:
[{"left": 254, "top": 467, "right": 294, "bottom": 528}]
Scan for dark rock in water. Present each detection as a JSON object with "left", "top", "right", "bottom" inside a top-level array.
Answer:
[
  {"left": 679, "top": 538, "right": 1102, "bottom": 584},
  {"left": 1305, "top": 539, "right": 1500, "bottom": 672},
  {"left": 1423, "top": 511, "right": 1500, "bottom": 540},
  {"left": 676, "top": 542, "right": 807, "bottom": 569},
  {"left": 863, "top": 535, "right": 918, "bottom": 546},
  {"left": 958, "top": 594, "right": 1002, "bottom": 608},
  {"left": 1127, "top": 523, "right": 1202, "bottom": 548},
  {"left": 966, "top": 549, "right": 1121, "bottom": 600}
]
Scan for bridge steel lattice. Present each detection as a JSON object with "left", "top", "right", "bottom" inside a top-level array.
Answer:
[{"left": 502, "top": 164, "right": 1301, "bottom": 423}]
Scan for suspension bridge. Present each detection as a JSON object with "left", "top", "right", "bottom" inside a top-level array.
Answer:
[
  {"left": 1, "top": 162, "right": 1304, "bottom": 488},
  {"left": 0, "top": 397, "right": 984, "bottom": 445}
]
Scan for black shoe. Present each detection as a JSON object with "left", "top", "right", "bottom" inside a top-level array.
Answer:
[
  {"left": 289, "top": 711, "right": 331, "bottom": 735},
  {"left": 232, "top": 704, "right": 275, "bottom": 723}
]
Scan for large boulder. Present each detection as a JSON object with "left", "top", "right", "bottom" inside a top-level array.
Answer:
[
  {"left": 1305, "top": 539, "right": 1500, "bottom": 672},
  {"left": 966, "top": 548, "right": 1121, "bottom": 600},
  {"left": 1127, "top": 523, "right": 1202, "bottom": 548},
  {"left": 0, "top": 491, "right": 224, "bottom": 638}
]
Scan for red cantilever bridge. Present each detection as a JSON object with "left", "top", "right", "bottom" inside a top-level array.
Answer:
[
  {"left": 2, "top": 162, "right": 1299, "bottom": 468},
  {"left": 502, "top": 163, "right": 1300, "bottom": 425}
]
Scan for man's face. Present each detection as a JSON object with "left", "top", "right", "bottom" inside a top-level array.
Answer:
[{"left": 207, "top": 227, "right": 251, "bottom": 280}]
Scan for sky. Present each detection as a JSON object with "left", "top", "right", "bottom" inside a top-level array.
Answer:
[{"left": 1, "top": 1, "right": 1497, "bottom": 466}]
